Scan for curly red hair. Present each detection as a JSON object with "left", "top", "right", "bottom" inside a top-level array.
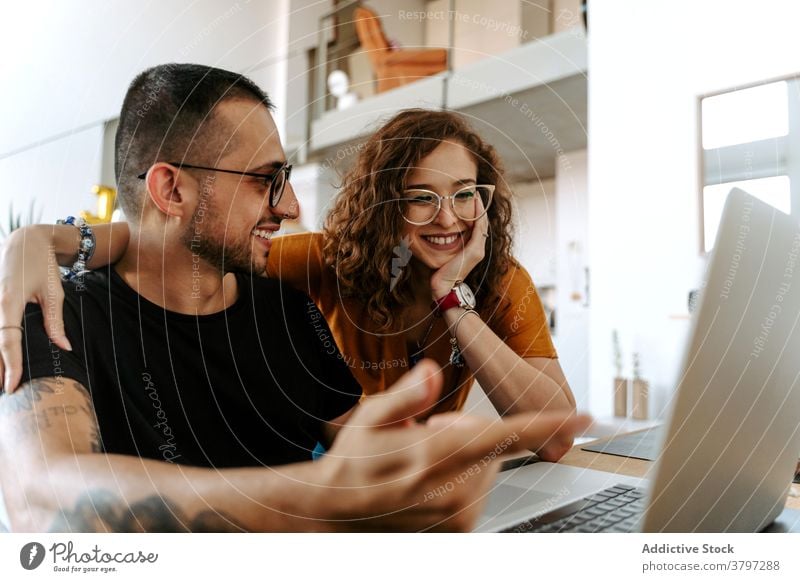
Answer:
[{"left": 322, "top": 109, "right": 515, "bottom": 329}]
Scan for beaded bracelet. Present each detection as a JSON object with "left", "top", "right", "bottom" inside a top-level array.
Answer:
[{"left": 56, "top": 216, "right": 95, "bottom": 281}]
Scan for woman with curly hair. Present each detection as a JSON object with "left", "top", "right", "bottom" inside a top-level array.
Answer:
[{"left": 0, "top": 109, "right": 574, "bottom": 420}]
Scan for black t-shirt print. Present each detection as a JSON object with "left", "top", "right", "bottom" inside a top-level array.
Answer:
[{"left": 18, "top": 266, "right": 361, "bottom": 467}]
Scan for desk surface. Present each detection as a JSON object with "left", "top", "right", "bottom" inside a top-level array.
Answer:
[{"left": 560, "top": 431, "right": 800, "bottom": 512}]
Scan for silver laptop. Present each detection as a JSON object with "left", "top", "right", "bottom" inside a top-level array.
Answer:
[{"left": 476, "top": 188, "right": 800, "bottom": 532}]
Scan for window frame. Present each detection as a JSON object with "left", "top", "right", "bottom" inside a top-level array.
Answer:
[{"left": 698, "top": 73, "right": 799, "bottom": 254}]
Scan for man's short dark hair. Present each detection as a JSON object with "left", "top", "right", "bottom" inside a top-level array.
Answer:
[{"left": 114, "top": 63, "right": 274, "bottom": 220}]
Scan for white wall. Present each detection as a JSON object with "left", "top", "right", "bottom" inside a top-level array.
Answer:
[
  {"left": 589, "top": 0, "right": 800, "bottom": 418},
  {"left": 465, "top": 176, "right": 557, "bottom": 422},
  {"left": 0, "top": 1, "right": 290, "bottom": 155},
  {"left": 467, "top": 151, "right": 588, "bottom": 417},
  {"left": 284, "top": 162, "right": 341, "bottom": 231},
  {"left": 0, "top": 125, "right": 104, "bottom": 225},
  {"left": 512, "top": 152, "right": 589, "bottom": 409},
  {"left": 555, "top": 149, "right": 589, "bottom": 409},
  {"left": 0, "top": 0, "right": 290, "bottom": 226},
  {"left": 513, "top": 179, "right": 557, "bottom": 287}
]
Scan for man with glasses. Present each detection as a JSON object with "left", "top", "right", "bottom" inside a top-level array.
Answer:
[
  {"left": 136, "top": 161, "right": 292, "bottom": 207},
  {"left": 0, "top": 64, "right": 585, "bottom": 532}
]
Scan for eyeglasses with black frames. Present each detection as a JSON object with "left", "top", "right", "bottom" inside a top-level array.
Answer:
[{"left": 137, "top": 162, "right": 293, "bottom": 208}]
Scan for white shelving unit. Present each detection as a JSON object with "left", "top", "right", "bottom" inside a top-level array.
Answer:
[{"left": 308, "top": 28, "right": 587, "bottom": 182}]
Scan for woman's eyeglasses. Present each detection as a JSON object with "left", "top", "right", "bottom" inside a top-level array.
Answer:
[
  {"left": 398, "top": 184, "right": 495, "bottom": 226},
  {"left": 137, "top": 162, "right": 293, "bottom": 208}
]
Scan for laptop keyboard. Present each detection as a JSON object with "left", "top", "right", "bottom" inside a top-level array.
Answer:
[{"left": 501, "top": 484, "right": 646, "bottom": 533}]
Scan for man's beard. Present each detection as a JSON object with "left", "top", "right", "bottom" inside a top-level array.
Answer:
[{"left": 179, "top": 203, "right": 266, "bottom": 275}]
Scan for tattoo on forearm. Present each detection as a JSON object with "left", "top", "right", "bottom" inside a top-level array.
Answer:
[
  {"left": 18, "top": 405, "right": 79, "bottom": 432},
  {"left": 0, "top": 378, "right": 59, "bottom": 415},
  {"left": 48, "top": 489, "right": 245, "bottom": 533},
  {"left": 0, "top": 378, "right": 103, "bottom": 452},
  {"left": 73, "top": 381, "right": 103, "bottom": 453},
  {"left": 88, "top": 424, "right": 103, "bottom": 453}
]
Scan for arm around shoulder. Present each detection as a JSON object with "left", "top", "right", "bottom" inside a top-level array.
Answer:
[{"left": 266, "top": 232, "right": 326, "bottom": 298}]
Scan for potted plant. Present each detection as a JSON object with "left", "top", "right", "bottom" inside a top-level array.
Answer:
[
  {"left": 631, "top": 351, "right": 649, "bottom": 420},
  {"left": 612, "top": 330, "right": 627, "bottom": 417},
  {"left": 0, "top": 200, "right": 41, "bottom": 239}
]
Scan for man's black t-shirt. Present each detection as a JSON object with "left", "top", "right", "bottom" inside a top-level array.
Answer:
[{"left": 20, "top": 266, "right": 361, "bottom": 467}]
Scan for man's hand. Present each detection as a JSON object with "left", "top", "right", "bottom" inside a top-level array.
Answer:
[
  {"left": 319, "top": 360, "right": 590, "bottom": 531},
  {"left": 0, "top": 226, "right": 73, "bottom": 393},
  {"left": 0, "top": 366, "right": 588, "bottom": 532}
]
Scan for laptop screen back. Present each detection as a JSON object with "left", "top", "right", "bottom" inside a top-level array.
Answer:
[{"left": 644, "top": 189, "right": 800, "bottom": 532}]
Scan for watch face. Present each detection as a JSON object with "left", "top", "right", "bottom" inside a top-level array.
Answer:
[{"left": 456, "top": 283, "right": 476, "bottom": 308}]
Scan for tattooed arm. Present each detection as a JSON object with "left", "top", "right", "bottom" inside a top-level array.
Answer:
[
  {"left": 0, "top": 367, "right": 590, "bottom": 533},
  {"left": 0, "top": 377, "right": 328, "bottom": 532}
]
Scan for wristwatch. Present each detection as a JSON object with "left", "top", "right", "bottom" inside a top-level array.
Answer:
[{"left": 435, "top": 282, "right": 476, "bottom": 313}]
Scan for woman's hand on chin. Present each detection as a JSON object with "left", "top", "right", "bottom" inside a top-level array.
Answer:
[{"left": 429, "top": 213, "right": 489, "bottom": 300}]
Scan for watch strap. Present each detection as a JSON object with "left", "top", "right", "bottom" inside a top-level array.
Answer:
[{"left": 434, "top": 289, "right": 462, "bottom": 313}]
